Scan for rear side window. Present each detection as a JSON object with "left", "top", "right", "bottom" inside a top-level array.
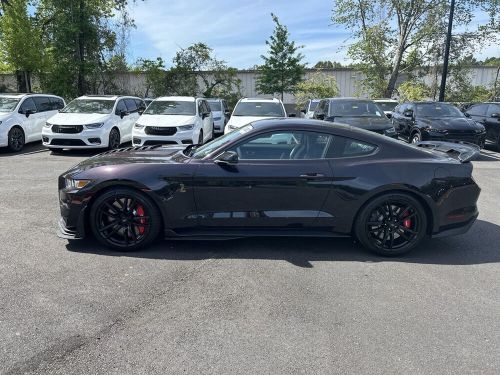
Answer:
[
  {"left": 33, "top": 96, "right": 52, "bottom": 112},
  {"left": 50, "top": 97, "right": 65, "bottom": 110},
  {"left": 327, "top": 136, "right": 377, "bottom": 158},
  {"left": 486, "top": 104, "right": 500, "bottom": 117}
]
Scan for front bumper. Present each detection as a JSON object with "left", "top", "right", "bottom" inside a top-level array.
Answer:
[
  {"left": 42, "top": 127, "right": 109, "bottom": 149},
  {"left": 213, "top": 119, "right": 225, "bottom": 133},
  {"left": 132, "top": 127, "right": 196, "bottom": 146}
]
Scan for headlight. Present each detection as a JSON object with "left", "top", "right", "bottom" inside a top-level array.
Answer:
[
  {"left": 65, "top": 178, "right": 92, "bottom": 189},
  {"left": 44, "top": 122, "right": 52, "bottom": 128},
  {"left": 134, "top": 123, "right": 145, "bottom": 129},
  {"left": 384, "top": 127, "right": 396, "bottom": 134},
  {"left": 178, "top": 124, "right": 194, "bottom": 131},
  {"left": 85, "top": 123, "right": 104, "bottom": 129}
]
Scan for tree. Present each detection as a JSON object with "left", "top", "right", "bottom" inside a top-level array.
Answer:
[
  {"left": 134, "top": 57, "right": 166, "bottom": 97},
  {"left": 332, "top": 0, "right": 500, "bottom": 98},
  {"left": 483, "top": 57, "right": 500, "bottom": 67},
  {"left": 314, "top": 61, "right": 343, "bottom": 69},
  {"left": 294, "top": 71, "right": 340, "bottom": 109},
  {"left": 256, "top": 13, "right": 305, "bottom": 100},
  {"left": 0, "top": 0, "right": 44, "bottom": 91}
]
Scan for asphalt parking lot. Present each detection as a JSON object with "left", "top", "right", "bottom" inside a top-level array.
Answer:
[{"left": 1, "top": 142, "right": 500, "bottom": 374}]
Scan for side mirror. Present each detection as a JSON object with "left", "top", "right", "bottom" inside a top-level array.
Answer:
[
  {"left": 120, "top": 110, "right": 129, "bottom": 119},
  {"left": 23, "top": 109, "right": 36, "bottom": 117},
  {"left": 214, "top": 151, "right": 238, "bottom": 166},
  {"left": 491, "top": 113, "right": 500, "bottom": 119},
  {"left": 403, "top": 109, "right": 413, "bottom": 118},
  {"left": 288, "top": 113, "right": 297, "bottom": 117}
]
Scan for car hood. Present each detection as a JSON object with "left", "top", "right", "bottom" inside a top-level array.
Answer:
[
  {"left": 0, "top": 112, "right": 12, "bottom": 121},
  {"left": 333, "top": 116, "right": 392, "bottom": 130},
  {"left": 66, "top": 145, "right": 190, "bottom": 175},
  {"left": 418, "top": 117, "right": 484, "bottom": 131},
  {"left": 136, "top": 114, "right": 197, "bottom": 127},
  {"left": 228, "top": 116, "right": 281, "bottom": 128},
  {"left": 49, "top": 112, "right": 110, "bottom": 125}
]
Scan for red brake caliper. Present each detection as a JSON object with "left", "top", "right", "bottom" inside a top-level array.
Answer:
[
  {"left": 136, "top": 205, "right": 146, "bottom": 235},
  {"left": 402, "top": 210, "right": 412, "bottom": 229}
]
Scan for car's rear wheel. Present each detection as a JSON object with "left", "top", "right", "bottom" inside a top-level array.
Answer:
[
  {"left": 8, "top": 127, "right": 25, "bottom": 152},
  {"left": 90, "top": 188, "right": 161, "bottom": 251},
  {"left": 108, "top": 128, "right": 120, "bottom": 150},
  {"left": 355, "top": 193, "right": 427, "bottom": 256}
]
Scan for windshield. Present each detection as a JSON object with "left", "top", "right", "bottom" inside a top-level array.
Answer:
[
  {"left": 191, "top": 125, "right": 254, "bottom": 159},
  {"left": 0, "top": 97, "right": 20, "bottom": 112},
  {"left": 233, "top": 102, "right": 285, "bottom": 117},
  {"left": 208, "top": 101, "right": 221, "bottom": 112},
  {"left": 376, "top": 101, "right": 398, "bottom": 111},
  {"left": 416, "top": 103, "right": 464, "bottom": 118},
  {"left": 309, "top": 101, "right": 319, "bottom": 111},
  {"left": 61, "top": 99, "right": 115, "bottom": 114},
  {"left": 329, "top": 101, "right": 384, "bottom": 118},
  {"left": 144, "top": 100, "right": 196, "bottom": 115}
]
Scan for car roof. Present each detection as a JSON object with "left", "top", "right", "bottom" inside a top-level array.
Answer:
[
  {"left": 373, "top": 98, "right": 398, "bottom": 102},
  {"left": 155, "top": 96, "right": 197, "bottom": 102},
  {"left": 77, "top": 95, "right": 142, "bottom": 101},
  {"left": 0, "top": 93, "right": 62, "bottom": 99},
  {"left": 239, "top": 97, "right": 282, "bottom": 103},
  {"left": 325, "top": 97, "right": 373, "bottom": 102}
]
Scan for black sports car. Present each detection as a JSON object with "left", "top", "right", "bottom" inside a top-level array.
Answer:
[
  {"left": 58, "top": 119, "right": 480, "bottom": 256},
  {"left": 392, "top": 101, "right": 486, "bottom": 147},
  {"left": 312, "top": 98, "right": 398, "bottom": 138}
]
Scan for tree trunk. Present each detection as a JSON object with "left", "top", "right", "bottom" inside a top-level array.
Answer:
[
  {"left": 77, "top": 0, "right": 85, "bottom": 95},
  {"left": 385, "top": 43, "right": 405, "bottom": 98}
]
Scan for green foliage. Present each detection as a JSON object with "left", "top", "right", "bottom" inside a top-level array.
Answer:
[
  {"left": 397, "top": 81, "right": 430, "bottom": 102},
  {"left": 294, "top": 71, "right": 340, "bottom": 109},
  {"left": 134, "top": 57, "right": 166, "bottom": 97},
  {"left": 313, "top": 61, "right": 343, "bottom": 69},
  {"left": 483, "top": 57, "right": 500, "bottom": 66},
  {"left": 256, "top": 13, "right": 305, "bottom": 100}
]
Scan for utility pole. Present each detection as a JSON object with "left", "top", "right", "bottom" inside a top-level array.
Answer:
[{"left": 439, "top": 0, "right": 456, "bottom": 102}]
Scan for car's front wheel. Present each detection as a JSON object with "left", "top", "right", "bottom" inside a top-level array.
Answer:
[
  {"left": 355, "top": 193, "right": 427, "bottom": 256},
  {"left": 410, "top": 131, "right": 421, "bottom": 144},
  {"left": 90, "top": 188, "right": 161, "bottom": 251},
  {"left": 108, "top": 128, "right": 120, "bottom": 150},
  {"left": 8, "top": 127, "right": 25, "bottom": 152}
]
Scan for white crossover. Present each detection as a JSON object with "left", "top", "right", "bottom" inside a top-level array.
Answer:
[
  {"left": 206, "top": 98, "right": 230, "bottom": 134},
  {"left": 0, "top": 93, "right": 65, "bottom": 152},
  {"left": 132, "top": 96, "right": 214, "bottom": 146},
  {"left": 224, "top": 98, "right": 287, "bottom": 134},
  {"left": 42, "top": 95, "right": 145, "bottom": 150}
]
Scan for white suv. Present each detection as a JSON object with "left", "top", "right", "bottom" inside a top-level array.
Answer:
[
  {"left": 0, "top": 93, "right": 65, "bottom": 152},
  {"left": 224, "top": 98, "right": 287, "bottom": 134},
  {"left": 206, "top": 98, "right": 230, "bottom": 134},
  {"left": 42, "top": 95, "right": 145, "bottom": 151},
  {"left": 132, "top": 96, "right": 214, "bottom": 146}
]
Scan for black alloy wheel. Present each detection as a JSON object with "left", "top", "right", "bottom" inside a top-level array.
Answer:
[
  {"left": 198, "top": 130, "right": 204, "bottom": 145},
  {"left": 411, "top": 132, "right": 421, "bottom": 144},
  {"left": 108, "top": 128, "right": 121, "bottom": 150},
  {"left": 8, "top": 127, "right": 25, "bottom": 152},
  {"left": 90, "top": 188, "right": 161, "bottom": 251},
  {"left": 355, "top": 194, "right": 427, "bottom": 256}
]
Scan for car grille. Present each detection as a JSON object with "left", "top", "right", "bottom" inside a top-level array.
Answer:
[
  {"left": 51, "top": 125, "right": 83, "bottom": 134},
  {"left": 50, "top": 139, "right": 87, "bottom": 146},
  {"left": 144, "top": 140, "right": 178, "bottom": 145},
  {"left": 145, "top": 126, "right": 177, "bottom": 136}
]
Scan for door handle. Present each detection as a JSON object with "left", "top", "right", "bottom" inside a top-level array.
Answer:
[{"left": 299, "top": 173, "right": 325, "bottom": 179}]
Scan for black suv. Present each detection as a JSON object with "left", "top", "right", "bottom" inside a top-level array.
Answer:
[
  {"left": 312, "top": 98, "right": 397, "bottom": 138},
  {"left": 465, "top": 102, "right": 500, "bottom": 150},
  {"left": 392, "top": 101, "right": 486, "bottom": 147}
]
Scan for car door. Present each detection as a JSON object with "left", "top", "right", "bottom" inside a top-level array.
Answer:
[
  {"left": 114, "top": 99, "right": 129, "bottom": 140},
  {"left": 485, "top": 104, "right": 500, "bottom": 142},
  {"left": 17, "top": 97, "right": 42, "bottom": 142},
  {"left": 466, "top": 103, "right": 489, "bottom": 137},
  {"left": 192, "top": 129, "right": 334, "bottom": 229},
  {"left": 32, "top": 96, "right": 55, "bottom": 140}
]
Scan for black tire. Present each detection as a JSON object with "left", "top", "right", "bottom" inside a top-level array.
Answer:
[
  {"left": 198, "top": 130, "right": 204, "bottom": 145},
  {"left": 410, "top": 131, "right": 421, "bottom": 144},
  {"left": 7, "top": 127, "right": 25, "bottom": 152},
  {"left": 355, "top": 193, "right": 427, "bottom": 256},
  {"left": 90, "top": 188, "right": 161, "bottom": 251},
  {"left": 108, "top": 128, "right": 121, "bottom": 150}
]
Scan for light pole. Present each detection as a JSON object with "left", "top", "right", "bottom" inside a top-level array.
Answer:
[{"left": 439, "top": 0, "right": 456, "bottom": 102}]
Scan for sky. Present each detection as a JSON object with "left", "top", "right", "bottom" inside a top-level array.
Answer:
[{"left": 126, "top": 0, "right": 499, "bottom": 69}]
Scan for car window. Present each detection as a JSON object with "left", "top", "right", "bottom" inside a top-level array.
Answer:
[
  {"left": 466, "top": 104, "right": 486, "bottom": 116},
  {"left": 486, "top": 104, "right": 500, "bottom": 117},
  {"left": 0, "top": 97, "right": 21, "bottom": 112},
  {"left": 309, "top": 101, "right": 319, "bottom": 111},
  {"left": 329, "top": 100, "right": 384, "bottom": 118},
  {"left": 229, "top": 131, "right": 334, "bottom": 160},
  {"left": 415, "top": 103, "right": 463, "bottom": 118},
  {"left": 144, "top": 100, "right": 196, "bottom": 115},
  {"left": 115, "top": 100, "right": 128, "bottom": 115},
  {"left": 327, "top": 136, "right": 377, "bottom": 157},
  {"left": 376, "top": 101, "right": 398, "bottom": 111},
  {"left": 32, "top": 96, "right": 52, "bottom": 112},
  {"left": 233, "top": 101, "right": 285, "bottom": 117},
  {"left": 124, "top": 99, "right": 138, "bottom": 113},
  {"left": 61, "top": 99, "right": 115, "bottom": 114},
  {"left": 50, "top": 97, "right": 65, "bottom": 110},
  {"left": 19, "top": 98, "right": 37, "bottom": 113},
  {"left": 208, "top": 100, "right": 222, "bottom": 112},
  {"left": 135, "top": 99, "right": 146, "bottom": 111}
]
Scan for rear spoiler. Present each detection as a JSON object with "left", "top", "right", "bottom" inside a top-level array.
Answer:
[{"left": 415, "top": 141, "right": 480, "bottom": 163}]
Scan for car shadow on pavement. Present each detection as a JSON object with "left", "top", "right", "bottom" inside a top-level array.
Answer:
[
  {"left": 0, "top": 141, "right": 48, "bottom": 156},
  {"left": 47, "top": 142, "right": 133, "bottom": 158},
  {"left": 66, "top": 219, "right": 500, "bottom": 268}
]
